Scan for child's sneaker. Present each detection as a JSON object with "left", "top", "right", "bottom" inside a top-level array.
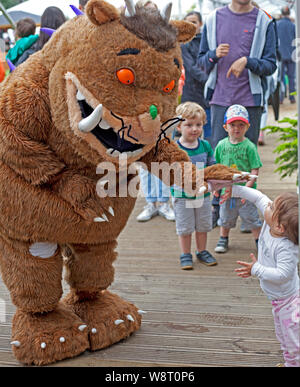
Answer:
[
  {"left": 180, "top": 253, "right": 193, "bottom": 270},
  {"left": 215, "top": 237, "right": 229, "bottom": 253},
  {"left": 196, "top": 250, "right": 217, "bottom": 266},
  {"left": 136, "top": 202, "right": 158, "bottom": 222},
  {"left": 158, "top": 202, "right": 175, "bottom": 221}
]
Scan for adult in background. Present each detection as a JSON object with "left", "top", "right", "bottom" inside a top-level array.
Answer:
[
  {"left": 197, "top": 0, "right": 277, "bottom": 229},
  {"left": 277, "top": 6, "right": 296, "bottom": 104},
  {"left": 181, "top": 11, "right": 211, "bottom": 142},
  {"left": 15, "top": 7, "right": 66, "bottom": 66},
  {"left": 197, "top": 0, "right": 277, "bottom": 149}
]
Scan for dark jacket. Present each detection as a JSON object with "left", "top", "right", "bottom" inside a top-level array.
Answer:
[
  {"left": 277, "top": 17, "right": 295, "bottom": 61},
  {"left": 15, "top": 41, "right": 41, "bottom": 66},
  {"left": 181, "top": 33, "right": 209, "bottom": 109}
]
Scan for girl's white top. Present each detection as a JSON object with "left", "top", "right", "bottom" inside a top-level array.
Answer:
[{"left": 232, "top": 185, "right": 299, "bottom": 300}]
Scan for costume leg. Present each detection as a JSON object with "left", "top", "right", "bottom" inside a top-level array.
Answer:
[
  {"left": 0, "top": 235, "right": 89, "bottom": 365},
  {"left": 62, "top": 242, "right": 142, "bottom": 351}
]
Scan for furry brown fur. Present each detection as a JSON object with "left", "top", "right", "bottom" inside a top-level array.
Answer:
[{"left": 0, "top": 0, "right": 249, "bottom": 365}]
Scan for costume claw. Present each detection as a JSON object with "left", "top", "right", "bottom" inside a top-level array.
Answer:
[
  {"left": 241, "top": 172, "right": 250, "bottom": 176},
  {"left": 198, "top": 186, "right": 206, "bottom": 195},
  {"left": 249, "top": 174, "right": 258, "bottom": 179},
  {"left": 114, "top": 319, "right": 124, "bottom": 325},
  {"left": 94, "top": 217, "right": 106, "bottom": 222},
  {"left": 138, "top": 309, "right": 147, "bottom": 315},
  {"left": 78, "top": 324, "right": 87, "bottom": 331},
  {"left": 11, "top": 340, "right": 21, "bottom": 347},
  {"left": 102, "top": 213, "right": 109, "bottom": 222},
  {"left": 232, "top": 173, "right": 242, "bottom": 181},
  {"left": 108, "top": 207, "right": 115, "bottom": 216},
  {"left": 91, "top": 328, "right": 97, "bottom": 334},
  {"left": 41, "top": 342, "right": 47, "bottom": 349},
  {"left": 127, "top": 314, "right": 134, "bottom": 322},
  {"left": 59, "top": 337, "right": 66, "bottom": 343}
]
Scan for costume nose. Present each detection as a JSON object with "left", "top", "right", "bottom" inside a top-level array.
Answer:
[{"left": 149, "top": 105, "right": 158, "bottom": 120}]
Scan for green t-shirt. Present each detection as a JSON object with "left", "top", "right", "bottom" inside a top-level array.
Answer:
[
  {"left": 214, "top": 137, "right": 262, "bottom": 192},
  {"left": 171, "top": 138, "right": 216, "bottom": 199}
]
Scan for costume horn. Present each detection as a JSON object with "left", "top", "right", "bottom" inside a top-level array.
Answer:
[
  {"left": 40, "top": 28, "right": 56, "bottom": 36},
  {"left": 124, "top": 0, "right": 136, "bottom": 17},
  {"left": 70, "top": 5, "right": 84, "bottom": 16},
  {"left": 161, "top": 2, "right": 172, "bottom": 22},
  {"left": 6, "top": 58, "right": 16, "bottom": 72}
]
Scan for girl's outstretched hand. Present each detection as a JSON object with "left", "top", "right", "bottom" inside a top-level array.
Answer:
[{"left": 235, "top": 253, "right": 257, "bottom": 278}]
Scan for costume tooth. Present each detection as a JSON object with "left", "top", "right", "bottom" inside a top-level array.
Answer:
[
  {"left": 78, "top": 104, "right": 103, "bottom": 133},
  {"left": 76, "top": 90, "right": 85, "bottom": 101},
  {"left": 78, "top": 324, "right": 87, "bottom": 331},
  {"left": 127, "top": 314, "right": 134, "bottom": 322},
  {"left": 114, "top": 319, "right": 124, "bottom": 325}
]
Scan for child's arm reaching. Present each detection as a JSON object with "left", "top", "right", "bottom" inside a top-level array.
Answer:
[
  {"left": 231, "top": 185, "right": 271, "bottom": 215},
  {"left": 236, "top": 247, "right": 298, "bottom": 284}
]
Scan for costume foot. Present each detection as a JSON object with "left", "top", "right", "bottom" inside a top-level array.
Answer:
[
  {"left": 63, "top": 290, "right": 142, "bottom": 351},
  {"left": 11, "top": 304, "right": 89, "bottom": 365}
]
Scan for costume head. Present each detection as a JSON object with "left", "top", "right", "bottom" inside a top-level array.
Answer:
[{"left": 40, "top": 0, "right": 195, "bottom": 167}]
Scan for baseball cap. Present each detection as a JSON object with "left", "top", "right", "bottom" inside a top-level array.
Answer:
[{"left": 224, "top": 104, "right": 250, "bottom": 125}]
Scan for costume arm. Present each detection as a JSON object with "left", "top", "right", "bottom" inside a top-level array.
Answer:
[
  {"left": 231, "top": 185, "right": 270, "bottom": 214},
  {"left": 245, "top": 22, "right": 277, "bottom": 76},
  {"left": 0, "top": 79, "right": 65, "bottom": 185},
  {"left": 251, "top": 245, "right": 298, "bottom": 284}
]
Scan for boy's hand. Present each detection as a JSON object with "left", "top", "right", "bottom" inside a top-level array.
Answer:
[{"left": 235, "top": 254, "right": 257, "bottom": 278}]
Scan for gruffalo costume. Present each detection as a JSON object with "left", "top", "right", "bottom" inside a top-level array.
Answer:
[{"left": 0, "top": 0, "right": 252, "bottom": 365}]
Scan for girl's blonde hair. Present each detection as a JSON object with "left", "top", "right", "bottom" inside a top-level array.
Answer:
[{"left": 176, "top": 101, "right": 207, "bottom": 124}]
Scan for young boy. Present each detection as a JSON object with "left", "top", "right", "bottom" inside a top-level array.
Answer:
[
  {"left": 6, "top": 18, "right": 38, "bottom": 65},
  {"left": 214, "top": 104, "right": 262, "bottom": 253},
  {"left": 172, "top": 102, "right": 217, "bottom": 270}
]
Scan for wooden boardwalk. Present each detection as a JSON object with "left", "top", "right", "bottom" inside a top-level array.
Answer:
[{"left": 0, "top": 103, "right": 297, "bottom": 367}]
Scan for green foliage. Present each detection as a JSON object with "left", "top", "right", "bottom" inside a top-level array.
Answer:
[
  {"left": 1, "top": 0, "right": 24, "bottom": 9},
  {"left": 264, "top": 117, "right": 298, "bottom": 183}
]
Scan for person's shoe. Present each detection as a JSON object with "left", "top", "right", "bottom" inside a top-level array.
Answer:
[
  {"left": 215, "top": 237, "right": 229, "bottom": 253},
  {"left": 240, "top": 224, "right": 251, "bottom": 233},
  {"left": 180, "top": 253, "right": 193, "bottom": 270},
  {"left": 258, "top": 131, "right": 265, "bottom": 146},
  {"left": 136, "top": 203, "right": 158, "bottom": 222},
  {"left": 158, "top": 202, "right": 175, "bottom": 221},
  {"left": 196, "top": 250, "right": 217, "bottom": 266},
  {"left": 290, "top": 99, "right": 296, "bottom": 104},
  {"left": 276, "top": 363, "right": 284, "bottom": 367}
]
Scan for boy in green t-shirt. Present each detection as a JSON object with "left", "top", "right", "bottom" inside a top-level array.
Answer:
[
  {"left": 214, "top": 104, "right": 262, "bottom": 253},
  {"left": 172, "top": 102, "right": 217, "bottom": 270}
]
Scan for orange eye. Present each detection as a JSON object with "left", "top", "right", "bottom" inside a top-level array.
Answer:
[
  {"left": 163, "top": 80, "right": 175, "bottom": 93},
  {"left": 116, "top": 68, "right": 135, "bottom": 85}
]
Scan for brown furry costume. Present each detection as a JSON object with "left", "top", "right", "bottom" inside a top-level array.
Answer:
[{"left": 0, "top": 0, "right": 252, "bottom": 365}]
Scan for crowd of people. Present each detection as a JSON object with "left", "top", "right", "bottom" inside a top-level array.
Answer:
[{"left": 0, "top": 0, "right": 298, "bottom": 368}]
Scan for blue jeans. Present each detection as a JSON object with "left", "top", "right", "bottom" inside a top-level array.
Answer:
[
  {"left": 281, "top": 59, "right": 296, "bottom": 102},
  {"left": 139, "top": 168, "right": 170, "bottom": 203}
]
